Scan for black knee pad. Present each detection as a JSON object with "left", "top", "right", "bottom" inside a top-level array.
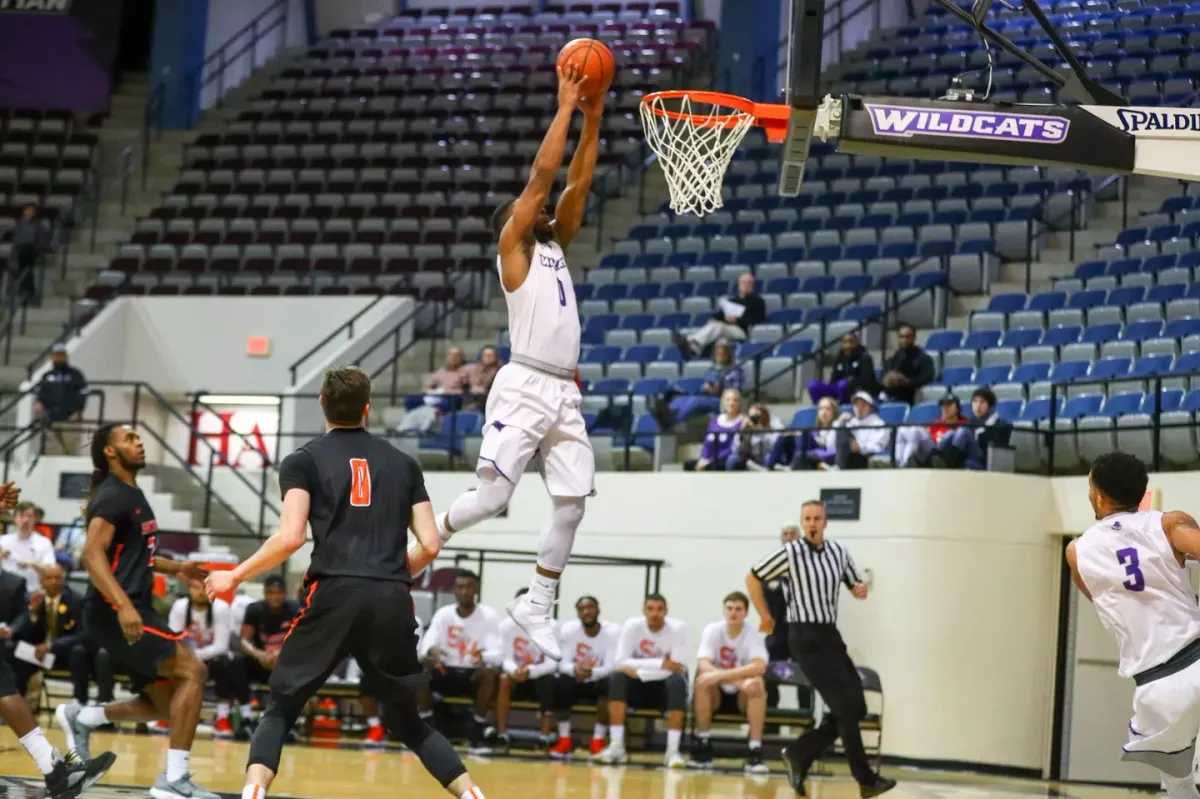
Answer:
[
  {"left": 382, "top": 702, "right": 466, "bottom": 787},
  {"left": 246, "top": 694, "right": 305, "bottom": 773},
  {"left": 665, "top": 674, "right": 688, "bottom": 711},
  {"left": 607, "top": 672, "right": 629, "bottom": 702}
]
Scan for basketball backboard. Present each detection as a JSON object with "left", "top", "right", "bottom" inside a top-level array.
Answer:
[{"left": 777, "top": 0, "right": 826, "bottom": 197}]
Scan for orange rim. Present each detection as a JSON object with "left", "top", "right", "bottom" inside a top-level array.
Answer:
[{"left": 641, "top": 90, "right": 791, "bottom": 143}]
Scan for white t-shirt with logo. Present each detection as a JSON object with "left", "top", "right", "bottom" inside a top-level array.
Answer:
[
  {"left": 418, "top": 604, "right": 502, "bottom": 669},
  {"left": 0, "top": 531, "right": 55, "bottom": 593},
  {"left": 697, "top": 621, "right": 769, "bottom": 694},
  {"left": 499, "top": 617, "right": 557, "bottom": 678},
  {"left": 168, "top": 598, "right": 232, "bottom": 662},
  {"left": 615, "top": 615, "right": 689, "bottom": 682},
  {"left": 557, "top": 619, "right": 621, "bottom": 683}
]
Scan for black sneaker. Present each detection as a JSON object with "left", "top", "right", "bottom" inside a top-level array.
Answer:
[
  {"left": 781, "top": 745, "right": 808, "bottom": 796},
  {"left": 467, "top": 721, "right": 492, "bottom": 755},
  {"left": 672, "top": 330, "right": 695, "bottom": 360},
  {"left": 45, "top": 751, "right": 117, "bottom": 799},
  {"left": 495, "top": 732, "right": 511, "bottom": 751},
  {"left": 745, "top": 746, "right": 769, "bottom": 774},
  {"left": 860, "top": 776, "right": 897, "bottom": 798},
  {"left": 688, "top": 736, "right": 713, "bottom": 768}
]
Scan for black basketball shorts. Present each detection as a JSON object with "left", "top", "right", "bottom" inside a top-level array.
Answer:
[
  {"left": 269, "top": 577, "right": 427, "bottom": 704},
  {"left": 84, "top": 600, "right": 180, "bottom": 691},
  {"left": 554, "top": 673, "right": 607, "bottom": 712}
]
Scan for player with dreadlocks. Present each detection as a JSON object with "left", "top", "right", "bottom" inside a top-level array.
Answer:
[{"left": 57, "top": 424, "right": 218, "bottom": 799}]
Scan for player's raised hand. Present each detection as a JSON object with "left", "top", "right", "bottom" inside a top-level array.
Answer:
[
  {"left": 579, "top": 89, "right": 605, "bottom": 120},
  {"left": 0, "top": 482, "right": 21, "bottom": 509},
  {"left": 556, "top": 63, "right": 587, "bottom": 110},
  {"left": 205, "top": 570, "right": 238, "bottom": 600}
]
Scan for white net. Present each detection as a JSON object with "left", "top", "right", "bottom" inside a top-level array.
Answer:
[{"left": 640, "top": 93, "right": 756, "bottom": 217}]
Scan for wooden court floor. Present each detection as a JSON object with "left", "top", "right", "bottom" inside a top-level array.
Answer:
[{"left": 0, "top": 730, "right": 1152, "bottom": 799}]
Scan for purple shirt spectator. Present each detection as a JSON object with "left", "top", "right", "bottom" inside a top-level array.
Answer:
[{"left": 700, "top": 414, "right": 743, "bottom": 464}]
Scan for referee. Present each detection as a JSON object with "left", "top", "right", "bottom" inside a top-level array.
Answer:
[{"left": 745, "top": 499, "right": 895, "bottom": 798}]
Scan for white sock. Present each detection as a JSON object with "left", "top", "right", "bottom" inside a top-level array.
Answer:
[
  {"left": 19, "top": 728, "right": 58, "bottom": 775},
  {"left": 695, "top": 730, "right": 711, "bottom": 740},
  {"left": 610, "top": 725, "right": 625, "bottom": 747},
  {"left": 76, "top": 705, "right": 108, "bottom": 728},
  {"left": 593, "top": 723, "right": 608, "bottom": 740},
  {"left": 749, "top": 739, "right": 762, "bottom": 750},
  {"left": 473, "top": 714, "right": 488, "bottom": 725},
  {"left": 1163, "top": 773, "right": 1200, "bottom": 799},
  {"left": 166, "top": 749, "right": 190, "bottom": 782},
  {"left": 527, "top": 573, "right": 558, "bottom": 607},
  {"left": 367, "top": 716, "right": 381, "bottom": 727},
  {"left": 217, "top": 702, "right": 231, "bottom": 720},
  {"left": 241, "top": 785, "right": 266, "bottom": 799},
  {"left": 666, "top": 729, "right": 682, "bottom": 753},
  {"left": 240, "top": 703, "right": 254, "bottom": 719},
  {"left": 459, "top": 788, "right": 486, "bottom": 799},
  {"left": 558, "top": 720, "right": 571, "bottom": 738}
]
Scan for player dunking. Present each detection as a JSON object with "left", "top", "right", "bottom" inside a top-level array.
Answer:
[
  {"left": 421, "top": 63, "right": 601, "bottom": 662},
  {"left": 58, "top": 424, "right": 216, "bottom": 799},
  {"left": 1066, "top": 452, "right": 1200, "bottom": 799},
  {"left": 0, "top": 479, "right": 117, "bottom": 799},
  {"left": 204, "top": 366, "right": 488, "bottom": 799}
]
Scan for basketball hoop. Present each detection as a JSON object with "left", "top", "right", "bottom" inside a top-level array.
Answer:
[{"left": 639, "top": 90, "right": 791, "bottom": 217}]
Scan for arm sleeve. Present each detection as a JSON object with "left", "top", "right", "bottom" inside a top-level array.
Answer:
[
  {"left": 528, "top": 655, "right": 558, "bottom": 678},
  {"left": 752, "top": 545, "right": 790, "bottom": 581},
  {"left": 195, "top": 602, "right": 232, "bottom": 661},
  {"left": 842, "top": 547, "right": 864, "bottom": 587},
  {"left": 278, "top": 450, "right": 318, "bottom": 496},
  {"left": 69, "top": 369, "right": 88, "bottom": 413},
  {"left": 914, "top": 351, "right": 936, "bottom": 387},
  {"left": 669, "top": 622, "right": 689, "bottom": 664},
  {"left": 614, "top": 620, "right": 638, "bottom": 668},
  {"left": 856, "top": 421, "right": 891, "bottom": 454},
  {"left": 699, "top": 428, "right": 717, "bottom": 462},
  {"left": 168, "top": 599, "right": 186, "bottom": 633},
  {"left": 590, "top": 624, "right": 619, "bottom": 681}
]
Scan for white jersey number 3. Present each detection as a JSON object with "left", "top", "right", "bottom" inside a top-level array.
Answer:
[{"left": 1117, "top": 547, "right": 1146, "bottom": 592}]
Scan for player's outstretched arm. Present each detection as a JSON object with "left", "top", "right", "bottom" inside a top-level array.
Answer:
[
  {"left": 498, "top": 64, "right": 586, "bottom": 292},
  {"left": 206, "top": 489, "right": 310, "bottom": 598},
  {"left": 1163, "top": 510, "right": 1200, "bottom": 562},
  {"left": 1064, "top": 540, "right": 1093, "bottom": 603},
  {"left": 552, "top": 92, "right": 604, "bottom": 252}
]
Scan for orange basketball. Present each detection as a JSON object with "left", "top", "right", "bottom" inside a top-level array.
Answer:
[{"left": 556, "top": 38, "right": 616, "bottom": 95}]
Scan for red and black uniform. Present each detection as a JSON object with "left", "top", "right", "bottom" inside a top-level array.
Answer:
[
  {"left": 83, "top": 473, "right": 177, "bottom": 689},
  {"left": 236, "top": 598, "right": 300, "bottom": 688}
]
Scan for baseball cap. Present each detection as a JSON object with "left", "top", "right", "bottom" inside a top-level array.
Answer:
[
  {"left": 264, "top": 575, "right": 286, "bottom": 590},
  {"left": 939, "top": 392, "right": 960, "bottom": 405},
  {"left": 852, "top": 390, "right": 877, "bottom": 407},
  {"left": 51, "top": 343, "right": 66, "bottom": 353}
]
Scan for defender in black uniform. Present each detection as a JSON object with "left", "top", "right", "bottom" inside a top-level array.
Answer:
[
  {"left": 0, "top": 480, "right": 117, "bottom": 799},
  {"left": 57, "top": 424, "right": 219, "bottom": 799},
  {"left": 205, "top": 366, "right": 488, "bottom": 799}
]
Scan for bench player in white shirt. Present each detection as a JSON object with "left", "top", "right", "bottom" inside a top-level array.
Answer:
[
  {"left": 1066, "top": 452, "right": 1200, "bottom": 799},
  {"left": 418, "top": 65, "right": 602, "bottom": 665},
  {"left": 493, "top": 588, "right": 558, "bottom": 750},
  {"left": 550, "top": 595, "right": 620, "bottom": 760},
  {"left": 690, "top": 591, "right": 770, "bottom": 774}
]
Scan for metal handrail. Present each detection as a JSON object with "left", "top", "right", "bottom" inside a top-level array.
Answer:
[{"left": 288, "top": 295, "right": 387, "bottom": 384}]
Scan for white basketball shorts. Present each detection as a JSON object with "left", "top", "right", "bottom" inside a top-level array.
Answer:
[
  {"left": 477, "top": 362, "right": 596, "bottom": 498},
  {"left": 1123, "top": 658, "right": 1200, "bottom": 778}
]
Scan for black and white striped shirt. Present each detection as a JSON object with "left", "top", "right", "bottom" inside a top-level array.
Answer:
[{"left": 752, "top": 538, "right": 863, "bottom": 625}]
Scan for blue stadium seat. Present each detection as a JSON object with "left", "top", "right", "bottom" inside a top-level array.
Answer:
[
  {"left": 1002, "top": 329, "right": 1041, "bottom": 348},
  {"left": 1021, "top": 397, "right": 1061, "bottom": 422},
  {"left": 633, "top": 378, "right": 670, "bottom": 396},
  {"left": 907, "top": 402, "right": 941, "bottom": 424},
  {"left": 975, "top": 365, "right": 1012, "bottom": 385},
  {"left": 987, "top": 293, "right": 1028, "bottom": 314},
  {"left": 1012, "top": 362, "right": 1052, "bottom": 383},
  {"left": 1090, "top": 357, "right": 1133, "bottom": 380},
  {"left": 940, "top": 366, "right": 974, "bottom": 385},
  {"left": 790, "top": 407, "right": 818, "bottom": 428},
  {"left": 1101, "top": 392, "right": 1143, "bottom": 416},
  {"left": 583, "top": 345, "right": 621, "bottom": 364},
  {"left": 592, "top": 378, "right": 631, "bottom": 394},
  {"left": 1051, "top": 361, "right": 1092, "bottom": 382},
  {"left": 1041, "top": 326, "right": 1081, "bottom": 347},
  {"left": 575, "top": 284, "right": 596, "bottom": 302},
  {"left": 1123, "top": 320, "right": 1164, "bottom": 342},
  {"left": 1108, "top": 286, "right": 1146, "bottom": 307},
  {"left": 878, "top": 402, "right": 908, "bottom": 425},
  {"left": 1081, "top": 324, "right": 1122, "bottom": 345},
  {"left": 1062, "top": 394, "right": 1104, "bottom": 419},
  {"left": 597, "top": 284, "right": 629, "bottom": 301},
  {"left": 620, "top": 314, "right": 656, "bottom": 331},
  {"left": 1140, "top": 389, "right": 1183, "bottom": 413},
  {"left": 995, "top": 399, "right": 1024, "bottom": 421},
  {"left": 924, "top": 330, "right": 964, "bottom": 352},
  {"left": 624, "top": 345, "right": 660, "bottom": 363},
  {"left": 776, "top": 339, "right": 815, "bottom": 358},
  {"left": 962, "top": 330, "right": 1002, "bottom": 350}
]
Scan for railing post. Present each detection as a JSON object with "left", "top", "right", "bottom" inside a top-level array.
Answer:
[
  {"left": 203, "top": 450, "right": 215, "bottom": 528},
  {"left": 250, "top": 18, "right": 259, "bottom": 70},
  {"left": 1024, "top": 216, "right": 1033, "bottom": 295},
  {"left": 391, "top": 326, "right": 401, "bottom": 405},
  {"left": 1151, "top": 375, "right": 1162, "bottom": 472},
  {"left": 1046, "top": 383, "right": 1058, "bottom": 476},
  {"left": 1121, "top": 175, "right": 1130, "bottom": 230}
]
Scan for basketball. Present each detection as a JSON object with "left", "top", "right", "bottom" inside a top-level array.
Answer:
[{"left": 556, "top": 38, "right": 616, "bottom": 95}]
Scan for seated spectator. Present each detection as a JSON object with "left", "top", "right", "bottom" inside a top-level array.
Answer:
[
  {"left": 597, "top": 593, "right": 689, "bottom": 768},
  {"left": 494, "top": 588, "right": 557, "bottom": 750},
  {"left": 894, "top": 393, "right": 968, "bottom": 468},
  {"left": 11, "top": 564, "right": 108, "bottom": 707},
  {"left": 35, "top": 345, "right": 88, "bottom": 454},
  {"left": 676, "top": 273, "right": 767, "bottom": 359},
  {"left": 879, "top": 324, "right": 935, "bottom": 406},
  {"left": 808, "top": 332, "right": 877, "bottom": 404},
  {"left": 234, "top": 575, "right": 300, "bottom": 723},
  {"left": 690, "top": 591, "right": 769, "bottom": 774},
  {"left": 940, "top": 387, "right": 1013, "bottom": 470},
  {"left": 169, "top": 579, "right": 241, "bottom": 738},
  {"left": 11, "top": 204, "right": 46, "bottom": 307},
  {"left": 427, "top": 347, "right": 470, "bottom": 395},
  {"left": 695, "top": 389, "right": 744, "bottom": 472},
  {"left": 665, "top": 342, "right": 744, "bottom": 427},
  {"left": 53, "top": 504, "right": 86, "bottom": 570},
  {"left": 550, "top": 595, "right": 619, "bottom": 760},
  {"left": 702, "top": 342, "right": 744, "bottom": 394},
  {"left": 0, "top": 502, "right": 56, "bottom": 592},
  {"left": 417, "top": 570, "right": 501, "bottom": 755},
  {"left": 832, "top": 391, "right": 892, "bottom": 470},
  {"left": 728, "top": 404, "right": 783, "bottom": 472},
  {"left": 464, "top": 346, "right": 503, "bottom": 408}
]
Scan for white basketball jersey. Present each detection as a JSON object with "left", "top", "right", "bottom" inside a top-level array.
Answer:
[
  {"left": 498, "top": 240, "right": 580, "bottom": 373},
  {"left": 1075, "top": 510, "right": 1200, "bottom": 678}
]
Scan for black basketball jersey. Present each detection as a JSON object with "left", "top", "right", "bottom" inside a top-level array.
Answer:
[
  {"left": 84, "top": 473, "right": 160, "bottom": 609},
  {"left": 278, "top": 427, "right": 429, "bottom": 583}
]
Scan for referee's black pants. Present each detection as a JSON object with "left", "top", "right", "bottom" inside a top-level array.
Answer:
[{"left": 787, "top": 622, "right": 877, "bottom": 785}]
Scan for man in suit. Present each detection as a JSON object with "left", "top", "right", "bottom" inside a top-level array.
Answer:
[{"left": 12, "top": 564, "right": 110, "bottom": 703}]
